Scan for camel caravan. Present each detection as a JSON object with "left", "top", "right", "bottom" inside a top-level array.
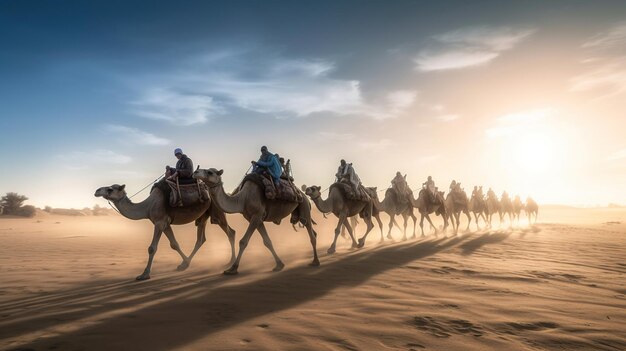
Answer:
[{"left": 95, "top": 147, "right": 539, "bottom": 280}]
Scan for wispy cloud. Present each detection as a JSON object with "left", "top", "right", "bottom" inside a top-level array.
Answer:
[
  {"left": 572, "top": 23, "right": 626, "bottom": 99},
  {"left": 486, "top": 108, "right": 553, "bottom": 138},
  {"left": 358, "top": 138, "right": 396, "bottom": 151},
  {"left": 415, "top": 26, "right": 535, "bottom": 71},
  {"left": 131, "top": 88, "right": 219, "bottom": 126},
  {"left": 57, "top": 149, "right": 132, "bottom": 169},
  {"left": 607, "top": 148, "right": 626, "bottom": 161},
  {"left": 582, "top": 22, "right": 626, "bottom": 50},
  {"left": 318, "top": 131, "right": 355, "bottom": 141},
  {"left": 105, "top": 125, "right": 170, "bottom": 145},
  {"left": 436, "top": 114, "right": 460, "bottom": 122},
  {"left": 132, "top": 52, "right": 416, "bottom": 124}
]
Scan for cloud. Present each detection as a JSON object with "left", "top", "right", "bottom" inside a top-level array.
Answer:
[
  {"left": 607, "top": 148, "right": 626, "bottom": 161},
  {"left": 415, "top": 26, "right": 535, "bottom": 71},
  {"left": 358, "top": 138, "right": 396, "bottom": 151},
  {"left": 486, "top": 108, "right": 552, "bottom": 138},
  {"left": 569, "top": 59, "right": 626, "bottom": 98},
  {"left": 132, "top": 52, "right": 416, "bottom": 123},
  {"left": 582, "top": 22, "right": 626, "bottom": 50},
  {"left": 437, "top": 114, "right": 459, "bottom": 122},
  {"left": 57, "top": 149, "right": 132, "bottom": 168},
  {"left": 131, "top": 88, "right": 219, "bottom": 126},
  {"left": 572, "top": 23, "right": 626, "bottom": 99},
  {"left": 105, "top": 125, "right": 170, "bottom": 145},
  {"left": 318, "top": 131, "right": 355, "bottom": 141}
]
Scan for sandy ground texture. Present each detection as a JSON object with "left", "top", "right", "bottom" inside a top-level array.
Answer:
[{"left": 0, "top": 206, "right": 625, "bottom": 351}]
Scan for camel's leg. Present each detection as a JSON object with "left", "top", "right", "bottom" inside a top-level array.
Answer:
[
  {"left": 424, "top": 214, "right": 437, "bottom": 235},
  {"left": 401, "top": 212, "right": 409, "bottom": 241},
  {"left": 256, "top": 223, "right": 285, "bottom": 272},
  {"left": 441, "top": 213, "right": 448, "bottom": 235},
  {"left": 343, "top": 217, "right": 359, "bottom": 249},
  {"left": 329, "top": 213, "right": 350, "bottom": 254},
  {"left": 340, "top": 220, "right": 348, "bottom": 239},
  {"left": 217, "top": 222, "right": 237, "bottom": 266},
  {"left": 374, "top": 214, "right": 385, "bottom": 243},
  {"left": 419, "top": 214, "right": 426, "bottom": 237},
  {"left": 357, "top": 214, "right": 375, "bottom": 248},
  {"left": 179, "top": 218, "right": 208, "bottom": 271},
  {"left": 409, "top": 211, "right": 418, "bottom": 239},
  {"left": 162, "top": 226, "right": 188, "bottom": 264},
  {"left": 137, "top": 224, "right": 166, "bottom": 281},
  {"left": 387, "top": 214, "right": 395, "bottom": 240},
  {"left": 464, "top": 210, "right": 471, "bottom": 232},
  {"left": 304, "top": 220, "right": 320, "bottom": 266},
  {"left": 224, "top": 217, "right": 261, "bottom": 275}
]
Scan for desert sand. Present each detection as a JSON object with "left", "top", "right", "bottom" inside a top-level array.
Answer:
[{"left": 0, "top": 206, "right": 625, "bottom": 350}]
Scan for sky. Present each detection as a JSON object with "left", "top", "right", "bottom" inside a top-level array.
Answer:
[{"left": 1, "top": 0, "right": 625, "bottom": 208}]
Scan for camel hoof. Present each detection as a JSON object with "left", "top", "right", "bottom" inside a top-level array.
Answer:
[
  {"left": 176, "top": 261, "right": 190, "bottom": 271},
  {"left": 402, "top": 236, "right": 407, "bottom": 241},
  {"left": 386, "top": 235, "right": 393, "bottom": 240},
  {"left": 357, "top": 239, "right": 365, "bottom": 248},
  {"left": 327, "top": 247, "right": 336, "bottom": 254},
  {"left": 135, "top": 274, "right": 150, "bottom": 281},
  {"left": 223, "top": 265, "right": 239, "bottom": 275},
  {"left": 309, "top": 260, "right": 320, "bottom": 267},
  {"left": 272, "top": 262, "right": 285, "bottom": 272}
]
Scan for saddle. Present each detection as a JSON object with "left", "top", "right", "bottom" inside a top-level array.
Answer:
[
  {"left": 420, "top": 188, "right": 441, "bottom": 207},
  {"left": 152, "top": 178, "right": 210, "bottom": 207},
  {"left": 331, "top": 181, "right": 371, "bottom": 202},
  {"left": 389, "top": 186, "right": 411, "bottom": 206},
  {"left": 241, "top": 173, "right": 303, "bottom": 203}
]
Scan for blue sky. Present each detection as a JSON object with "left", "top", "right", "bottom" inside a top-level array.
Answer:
[{"left": 1, "top": 0, "right": 626, "bottom": 207}]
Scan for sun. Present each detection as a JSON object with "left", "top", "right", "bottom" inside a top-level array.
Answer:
[{"left": 510, "top": 132, "right": 556, "bottom": 176}]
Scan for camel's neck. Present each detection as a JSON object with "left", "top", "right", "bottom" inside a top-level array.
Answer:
[
  {"left": 113, "top": 196, "right": 150, "bottom": 220},
  {"left": 311, "top": 193, "right": 333, "bottom": 213},
  {"left": 210, "top": 183, "right": 245, "bottom": 214},
  {"left": 379, "top": 193, "right": 396, "bottom": 212}
]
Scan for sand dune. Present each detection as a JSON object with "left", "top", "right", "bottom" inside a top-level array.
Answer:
[{"left": 0, "top": 207, "right": 625, "bottom": 350}]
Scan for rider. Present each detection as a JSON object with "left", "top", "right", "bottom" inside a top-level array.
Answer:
[
  {"left": 166, "top": 148, "right": 194, "bottom": 182},
  {"left": 423, "top": 176, "right": 437, "bottom": 202},
  {"left": 252, "top": 146, "right": 282, "bottom": 187},
  {"left": 335, "top": 159, "right": 361, "bottom": 192}
]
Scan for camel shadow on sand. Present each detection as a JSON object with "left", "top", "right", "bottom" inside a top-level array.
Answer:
[{"left": 2, "top": 230, "right": 520, "bottom": 351}]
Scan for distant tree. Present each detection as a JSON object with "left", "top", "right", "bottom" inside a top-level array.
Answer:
[
  {"left": 44, "top": 206, "right": 52, "bottom": 213},
  {"left": 1, "top": 192, "right": 29, "bottom": 215},
  {"left": 93, "top": 204, "right": 105, "bottom": 216},
  {"left": 15, "top": 205, "right": 36, "bottom": 217}
]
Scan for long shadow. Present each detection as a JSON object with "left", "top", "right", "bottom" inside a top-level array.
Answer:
[
  {"left": 4, "top": 236, "right": 470, "bottom": 351},
  {"left": 459, "top": 231, "right": 511, "bottom": 255}
]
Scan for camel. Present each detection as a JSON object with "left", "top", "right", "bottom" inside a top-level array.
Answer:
[
  {"left": 193, "top": 168, "right": 319, "bottom": 275},
  {"left": 468, "top": 192, "right": 487, "bottom": 230},
  {"left": 485, "top": 193, "right": 501, "bottom": 228},
  {"left": 525, "top": 197, "right": 539, "bottom": 225},
  {"left": 499, "top": 193, "right": 514, "bottom": 228},
  {"left": 367, "top": 186, "right": 417, "bottom": 240},
  {"left": 410, "top": 188, "right": 447, "bottom": 236},
  {"left": 303, "top": 184, "right": 376, "bottom": 253},
  {"left": 444, "top": 190, "right": 472, "bottom": 235},
  {"left": 512, "top": 195, "right": 524, "bottom": 225},
  {"left": 94, "top": 183, "right": 236, "bottom": 281},
  {"left": 352, "top": 188, "right": 386, "bottom": 241}
]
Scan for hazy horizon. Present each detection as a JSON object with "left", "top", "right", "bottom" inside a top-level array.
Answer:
[{"left": 1, "top": 0, "right": 625, "bottom": 208}]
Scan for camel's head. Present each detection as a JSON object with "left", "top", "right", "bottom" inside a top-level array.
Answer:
[
  {"left": 303, "top": 185, "right": 322, "bottom": 199},
  {"left": 94, "top": 184, "right": 126, "bottom": 201},
  {"left": 193, "top": 167, "right": 223, "bottom": 186}
]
